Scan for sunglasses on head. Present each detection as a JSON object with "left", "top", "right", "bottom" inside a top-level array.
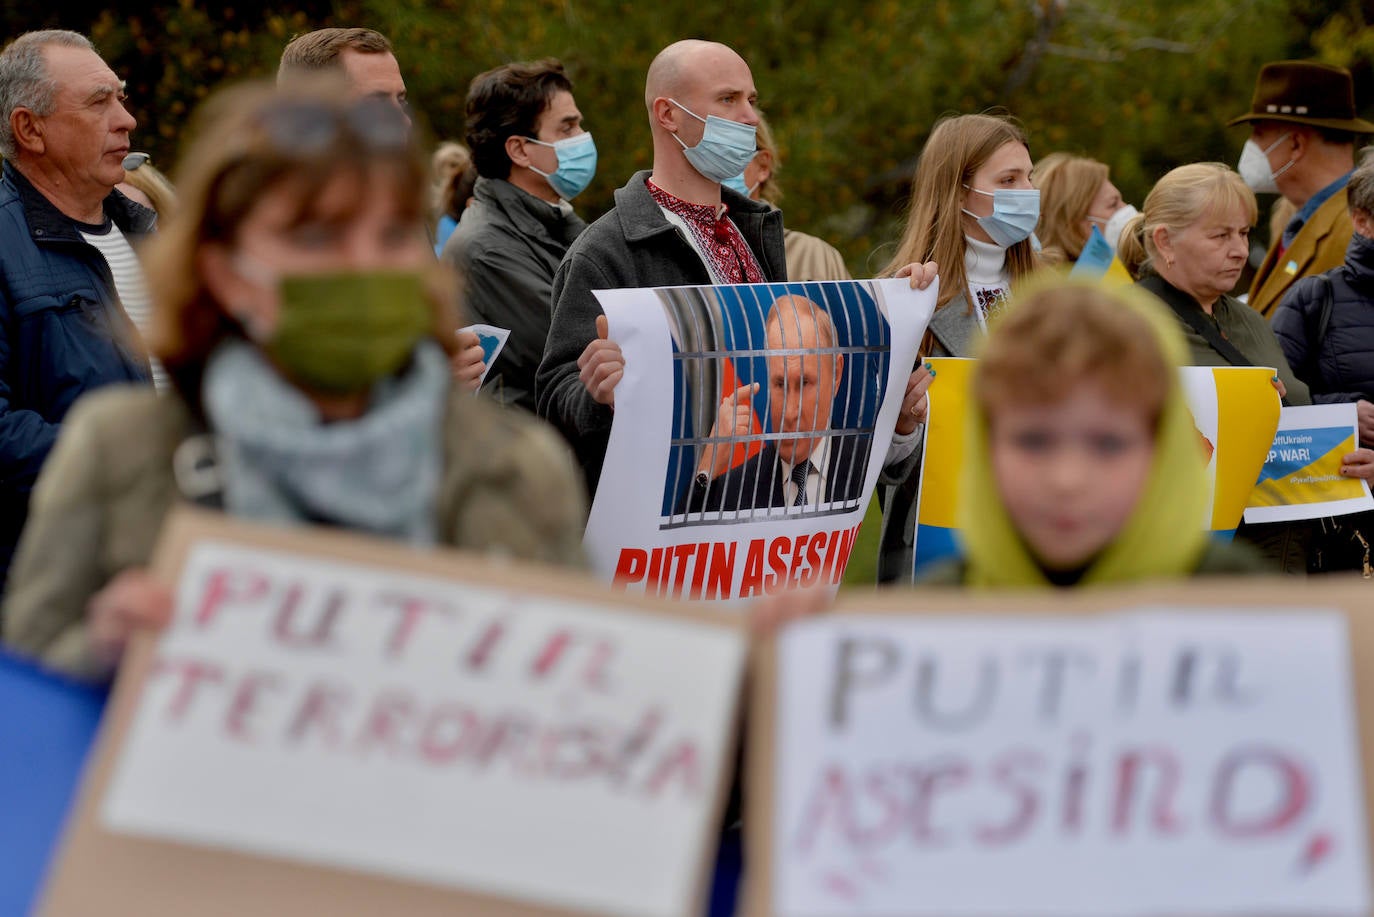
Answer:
[
  {"left": 122, "top": 151, "right": 151, "bottom": 171},
  {"left": 251, "top": 96, "right": 411, "bottom": 157}
]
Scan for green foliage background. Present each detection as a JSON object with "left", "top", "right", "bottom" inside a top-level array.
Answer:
[
  {"left": 4, "top": 0, "right": 1370, "bottom": 273},
  {"left": 3, "top": 1, "right": 1368, "bottom": 586}
]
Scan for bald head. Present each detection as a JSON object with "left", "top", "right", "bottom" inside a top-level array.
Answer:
[
  {"left": 766, "top": 295, "right": 837, "bottom": 349},
  {"left": 645, "top": 39, "right": 747, "bottom": 111},
  {"left": 765, "top": 295, "right": 843, "bottom": 465}
]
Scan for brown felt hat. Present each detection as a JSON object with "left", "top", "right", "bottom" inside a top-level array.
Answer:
[{"left": 1228, "top": 60, "right": 1374, "bottom": 133}]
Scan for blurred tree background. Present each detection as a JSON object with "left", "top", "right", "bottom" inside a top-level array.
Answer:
[{"left": 2, "top": 0, "right": 1369, "bottom": 269}]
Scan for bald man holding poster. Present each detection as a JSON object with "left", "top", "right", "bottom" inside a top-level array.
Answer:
[{"left": 536, "top": 39, "right": 936, "bottom": 501}]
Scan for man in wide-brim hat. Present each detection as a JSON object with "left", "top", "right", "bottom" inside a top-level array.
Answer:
[{"left": 1230, "top": 60, "right": 1374, "bottom": 319}]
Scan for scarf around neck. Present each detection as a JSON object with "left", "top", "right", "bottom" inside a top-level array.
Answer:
[{"left": 202, "top": 339, "right": 448, "bottom": 544}]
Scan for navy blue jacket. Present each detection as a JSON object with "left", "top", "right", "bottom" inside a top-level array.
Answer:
[
  {"left": 1272, "top": 232, "right": 1374, "bottom": 404},
  {"left": 0, "top": 161, "right": 153, "bottom": 587}
]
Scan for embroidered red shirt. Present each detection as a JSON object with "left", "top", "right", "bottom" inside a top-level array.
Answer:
[{"left": 647, "top": 178, "right": 764, "bottom": 284}]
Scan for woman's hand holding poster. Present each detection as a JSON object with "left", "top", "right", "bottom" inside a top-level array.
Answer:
[{"left": 586, "top": 280, "right": 936, "bottom": 603}]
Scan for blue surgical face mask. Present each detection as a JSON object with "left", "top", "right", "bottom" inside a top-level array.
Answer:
[
  {"left": 668, "top": 99, "right": 757, "bottom": 183},
  {"left": 525, "top": 131, "right": 598, "bottom": 200},
  {"left": 961, "top": 185, "right": 1041, "bottom": 249},
  {"left": 721, "top": 171, "right": 756, "bottom": 197}
]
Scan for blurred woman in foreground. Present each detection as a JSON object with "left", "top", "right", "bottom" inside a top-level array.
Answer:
[{"left": 4, "top": 81, "right": 587, "bottom": 681}]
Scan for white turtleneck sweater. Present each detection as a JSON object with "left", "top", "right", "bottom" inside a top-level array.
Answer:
[{"left": 964, "top": 235, "right": 1012, "bottom": 330}]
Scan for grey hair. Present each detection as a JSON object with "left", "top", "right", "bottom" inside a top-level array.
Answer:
[
  {"left": 1350, "top": 146, "right": 1374, "bottom": 217},
  {"left": 0, "top": 30, "right": 96, "bottom": 160}
]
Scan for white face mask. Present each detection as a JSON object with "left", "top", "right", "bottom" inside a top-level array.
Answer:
[
  {"left": 1237, "top": 133, "right": 1294, "bottom": 194},
  {"left": 1089, "top": 204, "right": 1139, "bottom": 253}
]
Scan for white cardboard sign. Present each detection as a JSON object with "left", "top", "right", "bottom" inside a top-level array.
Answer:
[
  {"left": 765, "top": 609, "right": 1370, "bottom": 916},
  {"left": 98, "top": 534, "right": 746, "bottom": 917}
]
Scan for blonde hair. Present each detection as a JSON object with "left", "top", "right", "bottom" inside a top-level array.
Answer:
[
  {"left": 144, "top": 78, "right": 450, "bottom": 410},
  {"left": 753, "top": 113, "right": 782, "bottom": 204},
  {"left": 976, "top": 280, "right": 1172, "bottom": 425},
  {"left": 1032, "top": 152, "right": 1109, "bottom": 262},
  {"left": 121, "top": 157, "right": 177, "bottom": 219},
  {"left": 883, "top": 113, "right": 1039, "bottom": 320},
  {"left": 1118, "top": 162, "right": 1258, "bottom": 279},
  {"left": 430, "top": 140, "right": 473, "bottom": 218}
]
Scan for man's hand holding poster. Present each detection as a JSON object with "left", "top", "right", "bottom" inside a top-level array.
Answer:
[{"left": 587, "top": 280, "right": 936, "bottom": 603}]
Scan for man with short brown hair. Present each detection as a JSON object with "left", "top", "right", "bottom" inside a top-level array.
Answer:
[{"left": 278, "top": 27, "right": 408, "bottom": 127}]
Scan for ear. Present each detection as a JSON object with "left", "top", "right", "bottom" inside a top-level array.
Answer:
[
  {"left": 1353, "top": 207, "right": 1374, "bottom": 239},
  {"left": 833, "top": 350, "right": 845, "bottom": 384},
  {"left": 10, "top": 108, "right": 44, "bottom": 157},
  {"left": 1288, "top": 127, "right": 1311, "bottom": 160},
  {"left": 650, "top": 97, "right": 679, "bottom": 135},
  {"left": 1151, "top": 224, "right": 1174, "bottom": 260},
  {"left": 505, "top": 134, "right": 533, "bottom": 169},
  {"left": 747, "top": 148, "right": 773, "bottom": 188}
]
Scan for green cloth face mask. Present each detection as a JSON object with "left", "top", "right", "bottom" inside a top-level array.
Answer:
[{"left": 264, "top": 269, "right": 432, "bottom": 395}]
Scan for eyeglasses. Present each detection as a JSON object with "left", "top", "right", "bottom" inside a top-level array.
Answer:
[
  {"left": 251, "top": 96, "right": 411, "bottom": 157},
  {"left": 122, "top": 151, "right": 151, "bottom": 171}
]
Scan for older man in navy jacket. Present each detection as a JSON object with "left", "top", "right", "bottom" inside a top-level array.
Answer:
[{"left": 0, "top": 30, "right": 153, "bottom": 594}]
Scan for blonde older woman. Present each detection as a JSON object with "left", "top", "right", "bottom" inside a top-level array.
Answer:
[
  {"left": 1120, "top": 162, "right": 1323, "bottom": 572},
  {"left": 1120, "top": 162, "right": 1309, "bottom": 405}
]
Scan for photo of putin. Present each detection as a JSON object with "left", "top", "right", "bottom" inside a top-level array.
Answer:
[{"left": 680, "top": 294, "right": 870, "bottom": 514}]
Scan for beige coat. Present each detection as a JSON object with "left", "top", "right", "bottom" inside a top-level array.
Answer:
[
  {"left": 1248, "top": 188, "right": 1353, "bottom": 319},
  {"left": 3, "top": 385, "right": 588, "bottom": 682}
]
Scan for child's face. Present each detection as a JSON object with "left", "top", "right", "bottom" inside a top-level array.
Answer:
[{"left": 988, "top": 384, "right": 1156, "bottom": 572}]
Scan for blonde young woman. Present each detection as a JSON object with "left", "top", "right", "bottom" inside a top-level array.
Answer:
[
  {"left": 1033, "top": 152, "right": 1136, "bottom": 263},
  {"left": 876, "top": 112, "right": 1041, "bottom": 583},
  {"left": 4, "top": 81, "right": 588, "bottom": 681}
]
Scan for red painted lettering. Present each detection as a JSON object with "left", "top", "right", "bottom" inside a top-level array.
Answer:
[
  {"left": 224, "top": 670, "right": 280, "bottom": 742},
  {"left": 155, "top": 656, "right": 224, "bottom": 722},
  {"left": 975, "top": 749, "right": 1043, "bottom": 845},
  {"left": 193, "top": 567, "right": 269, "bottom": 629},
  {"left": 1211, "top": 746, "right": 1310, "bottom": 838},
  {"left": 273, "top": 584, "right": 344, "bottom": 649},
  {"left": 612, "top": 548, "right": 648, "bottom": 589},
  {"left": 354, "top": 690, "right": 416, "bottom": 758},
  {"left": 738, "top": 538, "right": 766, "bottom": 599},
  {"left": 286, "top": 681, "right": 351, "bottom": 747},
  {"left": 765, "top": 536, "right": 790, "bottom": 593},
  {"left": 1113, "top": 747, "right": 1185, "bottom": 835},
  {"left": 706, "top": 541, "right": 736, "bottom": 600}
]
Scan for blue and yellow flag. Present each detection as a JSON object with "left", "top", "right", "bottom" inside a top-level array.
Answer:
[
  {"left": 912, "top": 361, "right": 1280, "bottom": 574},
  {"left": 1068, "top": 225, "right": 1134, "bottom": 288}
]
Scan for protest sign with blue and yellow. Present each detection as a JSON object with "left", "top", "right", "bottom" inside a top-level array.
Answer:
[
  {"left": 1244, "top": 403, "right": 1374, "bottom": 524},
  {"left": 913, "top": 361, "right": 1280, "bottom": 573}
]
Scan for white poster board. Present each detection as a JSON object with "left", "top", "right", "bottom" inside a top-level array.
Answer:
[
  {"left": 586, "top": 279, "right": 934, "bottom": 604},
  {"left": 43, "top": 510, "right": 745, "bottom": 917},
  {"left": 751, "top": 590, "right": 1372, "bottom": 917},
  {"left": 1245, "top": 403, "right": 1374, "bottom": 524}
]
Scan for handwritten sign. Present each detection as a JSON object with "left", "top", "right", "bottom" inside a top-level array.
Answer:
[
  {"left": 41, "top": 510, "right": 746, "bottom": 917},
  {"left": 746, "top": 583, "right": 1374, "bottom": 917},
  {"left": 1245, "top": 403, "right": 1374, "bottom": 524}
]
